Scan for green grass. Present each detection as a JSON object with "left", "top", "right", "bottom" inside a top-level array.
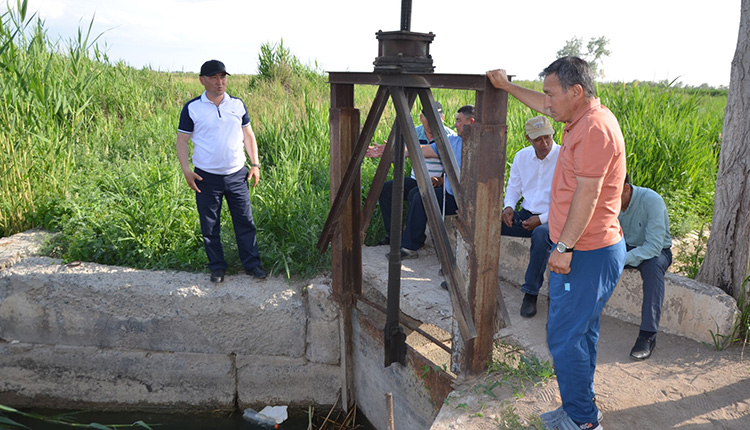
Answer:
[{"left": 1, "top": 1, "right": 727, "bottom": 278}]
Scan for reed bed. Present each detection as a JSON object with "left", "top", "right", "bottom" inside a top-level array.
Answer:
[{"left": 1, "top": 2, "right": 725, "bottom": 277}]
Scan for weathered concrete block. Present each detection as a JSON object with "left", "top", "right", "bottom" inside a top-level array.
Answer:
[
  {"left": 236, "top": 355, "right": 341, "bottom": 406},
  {"left": 353, "top": 309, "right": 451, "bottom": 430},
  {"left": 0, "top": 257, "right": 306, "bottom": 357},
  {"left": 495, "top": 236, "right": 740, "bottom": 345},
  {"left": 0, "top": 342, "right": 234, "bottom": 409},
  {"left": 304, "top": 281, "right": 341, "bottom": 365},
  {"left": 606, "top": 270, "right": 740, "bottom": 344}
]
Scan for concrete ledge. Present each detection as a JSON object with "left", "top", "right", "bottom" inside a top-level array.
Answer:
[
  {"left": 0, "top": 229, "right": 49, "bottom": 271},
  {"left": 497, "top": 236, "right": 740, "bottom": 345},
  {"left": 0, "top": 251, "right": 343, "bottom": 410},
  {"left": 0, "top": 257, "right": 307, "bottom": 357}
]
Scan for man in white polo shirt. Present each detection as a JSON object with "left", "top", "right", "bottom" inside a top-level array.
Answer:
[
  {"left": 176, "top": 60, "right": 267, "bottom": 283},
  {"left": 502, "top": 116, "right": 559, "bottom": 317}
]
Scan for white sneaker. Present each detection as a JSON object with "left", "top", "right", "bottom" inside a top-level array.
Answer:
[{"left": 540, "top": 407, "right": 603, "bottom": 430}]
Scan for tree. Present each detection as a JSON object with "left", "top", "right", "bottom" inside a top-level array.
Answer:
[
  {"left": 555, "top": 36, "right": 611, "bottom": 78},
  {"left": 697, "top": 0, "right": 750, "bottom": 300}
]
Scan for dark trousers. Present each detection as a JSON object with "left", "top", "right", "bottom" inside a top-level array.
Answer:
[
  {"left": 626, "top": 246, "right": 673, "bottom": 333},
  {"left": 500, "top": 209, "right": 554, "bottom": 296},
  {"left": 195, "top": 166, "right": 260, "bottom": 272},
  {"left": 378, "top": 177, "right": 419, "bottom": 237},
  {"left": 401, "top": 185, "right": 456, "bottom": 251}
]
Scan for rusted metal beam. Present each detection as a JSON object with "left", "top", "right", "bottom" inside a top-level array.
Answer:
[
  {"left": 385, "top": 119, "right": 407, "bottom": 367},
  {"left": 455, "top": 79, "right": 509, "bottom": 375},
  {"left": 361, "top": 123, "right": 396, "bottom": 242},
  {"left": 329, "top": 83, "right": 361, "bottom": 409},
  {"left": 328, "top": 83, "right": 362, "bottom": 298},
  {"left": 318, "top": 86, "right": 390, "bottom": 252},
  {"left": 328, "top": 72, "right": 487, "bottom": 90},
  {"left": 360, "top": 92, "right": 418, "bottom": 242},
  {"left": 390, "top": 87, "right": 477, "bottom": 342}
]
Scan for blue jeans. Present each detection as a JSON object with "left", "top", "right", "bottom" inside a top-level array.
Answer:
[
  {"left": 401, "top": 185, "right": 457, "bottom": 251},
  {"left": 501, "top": 209, "right": 554, "bottom": 296},
  {"left": 547, "top": 239, "right": 625, "bottom": 424},
  {"left": 195, "top": 166, "right": 261, "bottom": 272},
  {"left": 626, "top": 246, "right": 672, "bottom": 333}
]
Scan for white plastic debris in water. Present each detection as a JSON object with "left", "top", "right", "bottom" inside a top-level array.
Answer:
[
  {"left": 242, "top": 408, "right": 278, "bottom": 428},
  {"left": 259, "top": 405, "right": 288, "bottom": 424}
]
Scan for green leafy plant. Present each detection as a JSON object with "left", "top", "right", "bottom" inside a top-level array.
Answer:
[
  {"left": 486, "top": 342, "right": 555, "bottom": 401},
  {"left": 708, "top": 275, "right": 750, "bottom": 351},
  {"left": 673, "top": 224, "right": 709, "bottom": 279},
  {"left": 473, "top": 380, "right": 501, "bottom": 399}
]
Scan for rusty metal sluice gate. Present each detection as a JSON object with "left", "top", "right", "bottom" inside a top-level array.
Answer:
[{"left": 316, "top": 0, "right": 510, "bottom": 412}]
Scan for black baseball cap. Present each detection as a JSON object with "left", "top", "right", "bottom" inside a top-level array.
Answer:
[{"left": 200, "top": 60, "right": 230, "bottom": 77}]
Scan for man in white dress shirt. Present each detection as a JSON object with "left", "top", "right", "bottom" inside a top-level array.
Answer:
[{"left": 502, "top": 116, "right": 560, "bottom": 317}]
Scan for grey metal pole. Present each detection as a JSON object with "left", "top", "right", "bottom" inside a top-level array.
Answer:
[{"left": 400, "top": 0, "right": 412, "bottom": 31}]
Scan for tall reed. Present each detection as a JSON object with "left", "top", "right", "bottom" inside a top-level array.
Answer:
[
  {"left": 2, "top": 4, "right": 726, "bottom": 277},
  {"left": 0, "top": 1, "right": 98, "bottom": 236}
]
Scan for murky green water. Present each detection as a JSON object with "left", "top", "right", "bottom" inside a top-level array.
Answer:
[{"left": 9, "top": 408, "right": 375, "bottom": 430}]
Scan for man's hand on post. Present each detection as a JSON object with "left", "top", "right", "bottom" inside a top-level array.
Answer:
[{"left": 487, "top": 69, "right": 511, "bottom": 91}]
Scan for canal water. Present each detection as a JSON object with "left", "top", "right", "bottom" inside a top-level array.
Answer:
[{"left": 9, "top": 408, "right": 376, "bottom": 429}]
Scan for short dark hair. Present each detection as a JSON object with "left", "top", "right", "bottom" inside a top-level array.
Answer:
[
  {"left": 624, "top": 173, "right": 631, "bottom": 185},
  {"left": 457, "top": 104, "right": 474, "bottom": 119},
  {"left": 541, "top": 56, "right": 596, "bottom": 98}
]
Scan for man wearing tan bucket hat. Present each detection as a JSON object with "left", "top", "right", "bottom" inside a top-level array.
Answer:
[{"left": 501, "top": 116, "right": 559, "bottom": 318}]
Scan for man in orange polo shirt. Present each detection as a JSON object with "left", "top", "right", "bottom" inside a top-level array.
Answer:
[{"left": 488, "top": 57, "right": 626, "bottom": 430}]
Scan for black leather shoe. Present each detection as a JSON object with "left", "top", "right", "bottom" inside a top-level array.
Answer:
[
  {"left": 384, "top": 248, "right": 419, "bottom": 260},
  {"left": 400, "top": 248, "right": 419, "bottom": 259},
  {"left": 630, "top": 336, "right": 656, "bottom": 360},
  {"left": 247, "top": 266, "right": 268, "bottom": 280},
  {"left": 520, "top": 293, "right": 538, "bottom": 318},
  {"left": 210, "top": 269, "right": 225, "bottom": 283}
]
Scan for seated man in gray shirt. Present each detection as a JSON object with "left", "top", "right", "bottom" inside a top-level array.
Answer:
[{"left": 619, "top": 174, "right": 673, "bottom": 360}]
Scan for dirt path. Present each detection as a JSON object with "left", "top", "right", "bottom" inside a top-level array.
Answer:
[
  {"left": 432, "top": 291, "right": 750, "bottom": 430},
  {"left": 361, "top": 245, "right": 750, "bottom": 429}
]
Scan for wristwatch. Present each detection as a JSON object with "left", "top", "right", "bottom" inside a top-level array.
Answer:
[{"left": 556, "top": 241, "right": 574, "bottom": 253}]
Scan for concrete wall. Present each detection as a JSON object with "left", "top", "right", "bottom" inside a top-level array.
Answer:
[
  {"left": 352, "top": 310, "right": 453, "bottom": 430},
  {"left": 0, "top": 230, "right": 447, "bottom": 430},
  {"left": 497, "top": 235, "right": 740, "bottom": 345},
  {"left": 0, "top": 253, "right": 342, "bottom": 410}
]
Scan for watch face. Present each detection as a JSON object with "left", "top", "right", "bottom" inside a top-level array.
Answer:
[{"left": 556, "top": 243, "right": 566, "bottom": 253}]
